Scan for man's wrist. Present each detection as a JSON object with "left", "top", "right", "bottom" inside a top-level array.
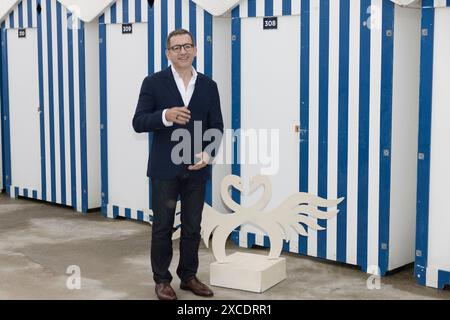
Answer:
[{"left": 162, "top": 109, "right": 174, "bottom": 127}]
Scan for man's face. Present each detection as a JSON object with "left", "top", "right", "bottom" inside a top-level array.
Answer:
[{"left": 166, "top": 34, "right": 197, "bottom": 70}]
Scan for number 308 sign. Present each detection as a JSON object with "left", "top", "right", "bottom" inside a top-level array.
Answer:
[{"left": 263, "top": 17, "right": 278, "bottom": 30}]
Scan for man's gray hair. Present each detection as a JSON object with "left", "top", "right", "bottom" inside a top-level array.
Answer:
[{"left": 166, "top": 29, "right": 195, "bottom": 49}]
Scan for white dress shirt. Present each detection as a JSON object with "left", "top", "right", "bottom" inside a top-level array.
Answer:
[{"left": 162, "top": 65, "right": 198, "bottom": 127}]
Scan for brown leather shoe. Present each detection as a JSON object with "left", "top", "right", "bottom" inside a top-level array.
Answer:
[
  {"left": 155, "top": 282, "right": 177, "bottom": 300},
  {"left": 180, "top": 277, "right": 214, "bottom": 297}
]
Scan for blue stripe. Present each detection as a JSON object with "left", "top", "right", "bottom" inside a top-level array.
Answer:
[
  {"left": 161, "top": 0, "right": 168, "bottom": 69},
  {"left": 204, "top": 11, "right": 213, "bottom": 206},
  {"left": 9, "top": 11, "right": 14, "bottom": 29},
  {"left": 56, "top": 2, "right": 67, "bottom": 205},
  {"left": 447, "top": 0, "right": 450, "bottom": 7},
  {"left": 337, "top": 0, "right": 350, "bottom": 264},
  {"left": 148, "top": 0, "right": 156, "bottom": 208},
  {"left": 27, "top": 0, "right": 33, "bottom": 28},
  {"left": 18, "top": 1, "right": 23, "bottom": 29},
  {"left": 137, "top": 210, "right": 144, "bottom": 221},
  {"left": 33, "top": 190, "right": 38, "bottom": 199},
  {"left": 299, "top": 0, "right": 310, "bottom": 255},
  {"left": 37, "top": 3, "right": 47, "bottom": 201},
  {"left": 415, "top": 3, "right": 434, "bottom": 286},
  {"left": 265, "top": 0, "right": 273, "bottom": 16},
  {"left": 175, "top": 0, "right": 182, "bottom": 29},
  {"left": 357, "top": 0, "right": 371, "bottom": 272},
  {"left": 0, "top": 28, "right": 4, "bottom": 189},
  {"left": 189, "top": 1, "right": 197, "bottom": 69},
  {"left": 46, "top": 0, "right": 56, "bottom": 203},
  {"left": 98, "top": 14, "right": 104, "bottom": 208},
  {"left": 111, "top": 3, "right": 117, "bottom": 24},
  {"left": 438, "top": 270, "right": 450, "bottom": 289},
  {"left": 135, "top": 0, "right": 142, "bottom": 23},
  {"left": 148, "top": 0, "right": 155, "bottom": 211},
  {"left": 378, "top": 0, "right": 395, "bottom": 276},
  {"left": 78, "top": 21, "right": 88, "bottom": 213},
  {"left": 204, "top": 11, "right": 212, "bottom": 80},
  {"left": 263, "top": 235, "right": 270, "bottom": 248},
  {"left": 123, "top": 0, "right": 129, "bottom": 24},
  {"left": 1, "top": 27, "right": 12, "bottom": 192},
  {"left": 231, "top": 230, "right": 240, "bottom": 246},
  {"left": 282, "top": 0, "right": 292, "bottom": 15},
  {"left": 283, "top": 240, "right": 289, "bottom": 252},
  {"left": 67, "top": 13, "right": 77, "bottom": 208},
  {"left": 248, "top": 0, "right": 256, "bottom": 17},
  {"left": 148, "top": 4, "right": 155, "bottom": 74},
  {"left": 231, "top": 9, "right": 240, "bottom": 205},
  {"left": 99, "top": 22, "right": 108, "bottom": 215},
  {"left": 247, "top": 233, "right": 255, "bottom": 248},
  {"left": 317, "top": 0, "right": 330, "bottom": 260},
  {"left": 24, "top": 188, "right": 28, "bottom": 198}
]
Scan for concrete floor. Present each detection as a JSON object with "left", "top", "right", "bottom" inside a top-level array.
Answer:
[{"left": 0, "top": 194, "right": 449, "bottom": 300}]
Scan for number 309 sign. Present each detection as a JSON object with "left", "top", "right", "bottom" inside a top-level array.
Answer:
[
  {"left": 122, "top": 23, "right": 133, "bottom": 34},
  {"left": 263, "top": 17, "right": 278, "bottom": 30}
]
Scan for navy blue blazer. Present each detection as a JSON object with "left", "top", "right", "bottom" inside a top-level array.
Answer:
[{"left": 132, "top": 67, "right": 224, "bottom": 180}]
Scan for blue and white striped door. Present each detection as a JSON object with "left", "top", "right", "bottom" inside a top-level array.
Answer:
[
  {"left": 2, "top": 0, "right": 92, "bottom": 212},
  {"left": 239, "top": 14, "right": 301, "bottom": 252},
  {"left": 103, "top": 22, "right": 150, "bottom": 220},
  {"left": 232, "top": 0, "right": 420, "bottom": 275},
  {"left": 6, "top": 27, "right": 41, "bottom": 198},
  {"left": 416, "top": 1, "right": 450, "bottom": 289}
]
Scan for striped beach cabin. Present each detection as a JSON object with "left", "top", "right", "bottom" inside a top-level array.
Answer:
[
  {"left": 228, "top": 0, "right": 422, "bottom": 276},
  {"left": 0, "top": 1, "right": 18, "bottom": 192},
  {"left": 415, "top": 0, "right": 450, "bottom": 290},
  {"left": 0, "top": 0, "right": 108, "bottom": 212},
  {"left": 0, "top": 44, "right": 2, "bottom": 191},
  {"left": 0, "top": 22, "right": 5, "bottom": 193},
  {"left": 99, "top": 0, "right": 231, "bottom": 222}
]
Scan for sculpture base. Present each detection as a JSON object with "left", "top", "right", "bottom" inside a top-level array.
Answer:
[{"left": 210, "top": 252, "right": 286, "bottom": 293}]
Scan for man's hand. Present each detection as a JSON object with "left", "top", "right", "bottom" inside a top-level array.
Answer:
[
  {"left": 165, "top": 106, "right": 191, "bottom": 125},
  {"left": 188, "top": 152, "right": 210, "bottom": 171}
]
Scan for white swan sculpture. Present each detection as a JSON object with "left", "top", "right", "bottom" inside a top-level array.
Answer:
[{"left": 172, "top": 174, "right": 343, "bottom": 264}]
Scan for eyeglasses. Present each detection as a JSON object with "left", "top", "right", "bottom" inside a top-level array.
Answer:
[{"left": 168, "top": 43, "right": 194, "bottom": 53}]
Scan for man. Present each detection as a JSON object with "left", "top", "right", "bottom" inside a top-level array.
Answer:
[{"left": 132, "top": 29, "right": 224, "bottom": 300}]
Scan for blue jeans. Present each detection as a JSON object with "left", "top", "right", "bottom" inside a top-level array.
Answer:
[{"left": 150, "top": 171, "right": 206, "bottom": 284}]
